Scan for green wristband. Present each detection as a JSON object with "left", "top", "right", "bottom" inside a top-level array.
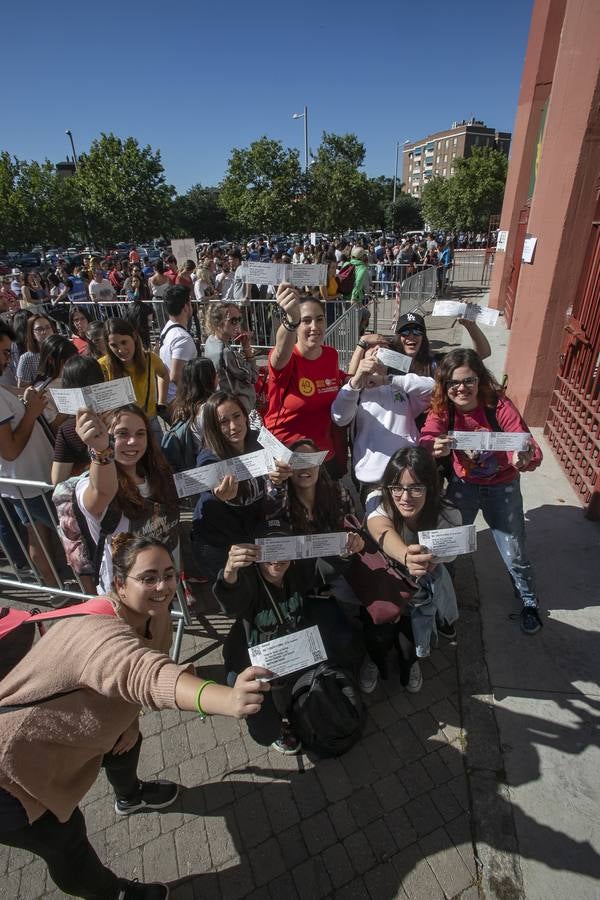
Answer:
[{"left": 195, "top": 680, "right": 216, "bottom": 720}]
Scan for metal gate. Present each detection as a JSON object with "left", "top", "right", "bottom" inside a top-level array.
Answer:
[
  {"left": 504, "top": 204, "right": 530, "bottom": 326},
  {"left": 544, "top": 218, "right": 600, "bottom": 519}
]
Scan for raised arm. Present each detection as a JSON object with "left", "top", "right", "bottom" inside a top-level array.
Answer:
[
  {"left": 270, "top": 283, "right": 301, "bottom": 371},
  {"left": 75, "top": 409, "right": 118, "bottom": 518}
]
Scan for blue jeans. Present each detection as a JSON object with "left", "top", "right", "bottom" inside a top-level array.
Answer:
[{"left": 446, "top": 477, "right": 538, "bottom": 607}]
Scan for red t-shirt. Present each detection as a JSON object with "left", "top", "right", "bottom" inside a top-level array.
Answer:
[
  {"left": 164, "top": 268, "right": 177, "bottom": 284},
  {"left": 129, "top": 250, "right": 140, "bottom": 264},
  {"left": 264, "top": 345, "right": 344, "bottom": 459}
]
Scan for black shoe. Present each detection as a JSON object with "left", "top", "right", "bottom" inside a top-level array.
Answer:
[
  {"left": 436, "top": 617, "right": 457, "bottom": 640},
  {"left": 117, "top": 878, "right": 169, "bottom": 899},
  {"left": 114, "top": 780, "right": 179, "bottom": 816},
  {"left": 518, "top": 606, "right": 543, "bottom": 636}
]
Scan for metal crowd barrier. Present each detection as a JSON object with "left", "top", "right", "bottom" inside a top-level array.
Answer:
[
  {"left": 324, "top": 303, "right": 363, "bottom": 370},
  {"left": 0, "top": 476, "right": 191, "bottom": 661},
  {"left": 447, "top": 249, "right": 495, "bottom": 286}
]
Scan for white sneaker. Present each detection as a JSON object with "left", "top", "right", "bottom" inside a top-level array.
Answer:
[
  {"left": 406, "top": 661, "right": 423, "bottom": 693},
  {"left": 359, "top": 657, "right": 379, "bottom": 693}
]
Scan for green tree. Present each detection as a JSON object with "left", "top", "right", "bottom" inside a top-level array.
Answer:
[
  {"left": 170, "top": 185, "right": 234, "bottom": 241},
  {"left": 388, "top": 192, "right": 423, "bottom": 233},
  {"left": 308, "top": 133, "right": 371, "bottom": 232},
  {"left": 75, "top": 134, "right": 174, "bottom": 245},
  {"left": 420, "top": 176, "right": 453, "bottom": 231},
  {"left": 450, "top": 147, "right": 508, "bottom": 230},
  {"left": 362, "top": 176, "right": 393, "bottom": 231},
  {"left": 219, "top": 138, "right": 304, "bottom": 235},
  {"left": 421, "top": 148, "right": 508, "bottom": 231}
]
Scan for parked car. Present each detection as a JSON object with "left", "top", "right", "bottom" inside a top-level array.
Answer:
[{"left": 17, "top": 252, "right": 42, "bottom": 268}]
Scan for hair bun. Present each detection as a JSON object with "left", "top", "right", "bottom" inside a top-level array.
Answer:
[{"left": 111, "top": 532, "right": 135, "bottom": 554}]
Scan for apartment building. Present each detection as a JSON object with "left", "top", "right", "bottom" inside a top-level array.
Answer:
[{"left": 402, "top": 120, "right": 511, "bottom": 197}]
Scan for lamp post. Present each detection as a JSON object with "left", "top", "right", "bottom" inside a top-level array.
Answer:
[
  {"left": 292, "top": 106, "right": 309, "bottom": 175},
  {"left": 393, "top": 139, "right": 411, "bottom": 205},
  {"left": 65, "top": 129, "right": 78, "bottom": 170}
]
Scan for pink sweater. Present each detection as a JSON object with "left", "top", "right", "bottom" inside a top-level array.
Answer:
[
  {"left": 419, "top": 395, "right": 542, "bottom": 485},
  {"left": 0, "top": 610, "right": 190, "bottom": 824}
]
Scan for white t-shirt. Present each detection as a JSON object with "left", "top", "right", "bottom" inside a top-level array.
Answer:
[
  {"left": 0, "top": 386, "right": 53, "bottom": 497},
  {"left": 89, "top": 279, "right": 115, "bottom": 303},
  {"left": 215, "top": 271, "right": 234, "bottom": 297},
  {"left": 366, "top": 493, "right": 462, "bottom": 563},
  {"left": 159, "top": 322, "right": 198, "bottom": 402}
]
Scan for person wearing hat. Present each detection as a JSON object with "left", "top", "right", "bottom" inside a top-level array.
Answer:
[{"left": 348, "top": 310, "right": 491, "bottom": 383}]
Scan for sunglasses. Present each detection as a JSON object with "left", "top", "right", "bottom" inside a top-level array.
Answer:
[{"left": 399, "top": 327, "right": 424, "bottom": 337}]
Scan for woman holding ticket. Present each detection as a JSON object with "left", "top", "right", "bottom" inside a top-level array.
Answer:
[
  {"left": 420, "top": 348, "right": 543, "bottom": 635},
  {"left": 0, "top": 534, "right": 270, "bottom": 900},
  {"left": 263, "top": 284, "right": 346, "bottom": 478}
]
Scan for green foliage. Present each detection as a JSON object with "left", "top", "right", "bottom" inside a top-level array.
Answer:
[
  {"left": 308, "top": 133, "right": 371, "bottom": 232},
  {"left": 0, "top": 153, "right": 82, "bottom": 249},
  {"left": 421, "top": 147, "right": 508, "bottom": 231},
  {"left": 219, "top": 138, "right": 304, "bottom": 235},
  {"left": 388, "top": 192, "right": 424, "bottom": 233},
  {"left": 170, "top": 185, "right": 234, "bottom": 241},
  {"left": 75, "top": 134, "right": 174, "bottom": 245}
]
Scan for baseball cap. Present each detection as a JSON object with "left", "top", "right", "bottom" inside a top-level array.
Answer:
[{"left": 395, "top": 312, "right": 426, "bottom": 335}]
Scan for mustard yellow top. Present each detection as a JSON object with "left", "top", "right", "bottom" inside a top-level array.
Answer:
[{"left": 99, "top": 352, "right": 165, "bottom": 418}]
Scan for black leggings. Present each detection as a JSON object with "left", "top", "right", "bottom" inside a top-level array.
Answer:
[{"left": 0, "top": 733, "right": 143, "bottom": 899}]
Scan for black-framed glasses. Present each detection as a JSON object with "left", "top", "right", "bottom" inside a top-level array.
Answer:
[
  {"left": 447, "top": 376, "right": 478, "bottom": 391},
  {"left": 390, "top": 484, "right": 427, "bottom": 499}
]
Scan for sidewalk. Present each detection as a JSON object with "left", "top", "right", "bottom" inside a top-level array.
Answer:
[{"left": 4, "top": 297, "right": 599, "bottom": 899}]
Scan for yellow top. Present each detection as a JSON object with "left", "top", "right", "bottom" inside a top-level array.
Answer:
[{"left": 99, "top": 352, "right": 165, "bottom": 418}]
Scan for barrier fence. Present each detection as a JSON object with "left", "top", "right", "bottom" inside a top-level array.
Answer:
[
  {"left": 447, "top": 249, "right": 495, "bottom": 286},
  {"left": 0, "top": 476, "right": 191, "bottom": 661}
]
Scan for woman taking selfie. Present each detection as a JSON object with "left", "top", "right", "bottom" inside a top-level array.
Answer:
[{"left": 0, "top": 534, "right": 270, "bottom": 900}]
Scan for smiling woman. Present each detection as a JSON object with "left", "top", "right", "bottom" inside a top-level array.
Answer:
[
  {"left": 74, "top": 403, "right": 180, "bottom": 593},
  {"left": 263, "top": 285, "right": 345, "bottom": 477}
]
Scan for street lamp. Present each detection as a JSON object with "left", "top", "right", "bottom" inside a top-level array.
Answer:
[
  {"left": 65, "top": 129, "right": 79, "bottom": 170},
  {"left": 292, "top": 106, "right": 309, "bottom": 175},
  {"left": 393, "top": 139, "right": 411, "bottom": 205}
]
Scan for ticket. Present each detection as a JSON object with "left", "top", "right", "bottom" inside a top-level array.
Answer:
[{"left": 248, "top": 626, "right": 327, "bottom": 679}]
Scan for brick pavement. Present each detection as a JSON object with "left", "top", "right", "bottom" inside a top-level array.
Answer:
[{"left": 4, "top": 581, "right": 480, "bottom": 900}]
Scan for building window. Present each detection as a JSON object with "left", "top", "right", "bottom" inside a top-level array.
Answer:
[
  {"left": 445, "top": 139, "right": 449, "bottom": 148},
  {"left": 442, "top": 168, "right": 447, "bottom": 176},
  {"left": 444, "top": 154, "right": 448, "bottom": 162},
  {"left": 450, "top": 167, "right": 455, "bottom": 175}
]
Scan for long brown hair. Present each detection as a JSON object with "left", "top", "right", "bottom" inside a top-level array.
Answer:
[
  {"left": 104, "top": 318, "right": 147, "bottom": 378},
  {"left": 430, "top": 348, "right": 502, "bottom": 418},
  {"left": 286, "top": 438, "right": 344, "bottom": 533},
  {"left": 379, "top": 447, "right": 449, "bottom": 533},
  {"left": 202, "top": 391, "right": 250, "bottom": 460},
  {"left": 25, "top": 315, "right": 56, "bottom": 354},
  {"left": 108, "top": 404, "right": 178, "bottom": 516}
]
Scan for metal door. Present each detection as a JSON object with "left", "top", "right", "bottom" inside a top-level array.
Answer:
[
  {"left": 504, "top": 204, "right": 530, "bottom": 326},
  {"left": 544, "top": 218, "right": 600, "bottom": 519}
]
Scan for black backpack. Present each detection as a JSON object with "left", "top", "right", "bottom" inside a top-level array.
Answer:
[{"left": 289, "top": 662, "right": 366, "bottom": 758}]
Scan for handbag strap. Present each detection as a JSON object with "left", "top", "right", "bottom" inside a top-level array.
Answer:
[{"left": 257, "top": 570, "right": 294, "bottom": 628}]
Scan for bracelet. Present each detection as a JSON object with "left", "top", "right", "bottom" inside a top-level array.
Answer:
[
  {"left": 195, "top": 679, "right": 216, "bottom": 721},
  {"left": 280, "top": 310, "right": 300, "bottom": 332},
  {"left": 357, "top": 339, "right": 369, "bottom": 350},
  {"left": 89, "top": 446, "right": 115, "bottom": 465}
]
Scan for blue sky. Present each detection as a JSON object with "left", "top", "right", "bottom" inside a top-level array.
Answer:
[{"left": 4, "top": 0, "right": 533, "bottom": 194}]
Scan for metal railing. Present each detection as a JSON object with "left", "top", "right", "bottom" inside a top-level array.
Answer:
[
  {"left": 324, "top": 303, "right": 363, "bottom": 370},
  {"left": 0, "top": 476, "right": 191, "bottom": 661},
  {"left": 447, "top": 249, "right": 495, "bottom": 286}
]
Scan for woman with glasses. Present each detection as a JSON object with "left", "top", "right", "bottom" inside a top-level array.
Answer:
[
  {"left": 73, "top": 402, "right": 180, "bottom": 593},
  {"left": 16, "top": 314, "right": 57, "bottom": 387},
  {"left": 362, "top": 447, "right": 460, "bottom": 694},
  {"left": 203, "top": 302, "right": 257, "bottom": 413},
  {"left": 419, "top": 348, "right": 543, "bottom": 636},
  {"left": 0, "top": 533, "right": 270, "bottom": 900}
]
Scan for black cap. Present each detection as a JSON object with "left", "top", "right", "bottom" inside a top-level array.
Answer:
[{"left": 395, "top": 312, "right": 426, "bottom": 334}]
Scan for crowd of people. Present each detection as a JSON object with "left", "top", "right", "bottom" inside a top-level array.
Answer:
[{"left": 0, "top": 258, "right": 542, "bottom": 897}]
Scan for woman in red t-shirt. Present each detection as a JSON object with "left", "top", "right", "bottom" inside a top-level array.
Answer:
[{"left": 263, "top": 285, "right": 345, "bottom": 477}]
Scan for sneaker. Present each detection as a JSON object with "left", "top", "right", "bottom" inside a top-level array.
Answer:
[
  {"left": 519, "top": 606, "right": 543, "bottom": 636},
  {"left": 436, "top": 617, "right": 457, "bottom": 640},
  {"left": 406, "top": 661, "right": 423, "bottom": 693},
  {"left": 117, "top": 878, "right": 169, "bottom": 899},
  {"left": 271, "top": 722, "right": 302, "bottom": 755},
  {"left": 359, "top": 657, "right": 379, "bottom": 694},
  {"left": 114, "top": 780, "right": 179, "bottom": 816}
]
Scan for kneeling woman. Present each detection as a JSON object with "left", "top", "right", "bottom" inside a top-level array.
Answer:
[
  {"left": 213, "top": 529, "right": 363, "bottom": 755},
  {"left": 0, "top": 535, "right": 269, "bottom": 900},
  {"left": 364, "top": 447, "right": 460, "bottom": 694}
]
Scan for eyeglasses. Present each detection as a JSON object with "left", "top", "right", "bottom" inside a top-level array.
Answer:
[
  {"left": 127, "top": 572, "right": 178, "bottom": 588},
  {"left": 227, "top": 317, "right": 242, "bottom": 325},
  {"left": 446, "top": 376, "right": 479, "bottom": 391},
  {"left": 399, "top": 327, "right": 424, "bottom": 337},
  {"left": 33, "top": 326, "right": 52, "bottom": 334},
  {"left": 390, "top": 484, "right": 427, "bottom": 498}
]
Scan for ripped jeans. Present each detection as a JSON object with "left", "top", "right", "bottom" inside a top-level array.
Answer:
[
  {"left": 446, "top": 476, "right": 538, "bottom": 607},
  {"left": 410, "top": 564, "right": 458, "bottom": 658}
]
